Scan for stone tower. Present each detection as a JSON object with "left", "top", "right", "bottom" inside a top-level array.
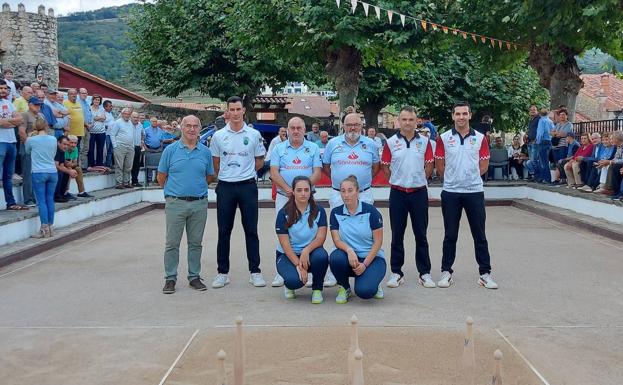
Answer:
[{"left": 0, "top": 3, "right": 58, "bottom": 88}]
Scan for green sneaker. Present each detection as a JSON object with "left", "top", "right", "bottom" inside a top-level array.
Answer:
[
  {"left": 374, "top": 286, "right": 384, "bottom": 299},
  {"left": 335, "top": 286, "right": 351, "bottom": 304},
  {"left": 284, "top": 288, "right": 296, "bottom": 299},
  {"left": 311, "top": 290, "right": 323, "bottom": 304}
]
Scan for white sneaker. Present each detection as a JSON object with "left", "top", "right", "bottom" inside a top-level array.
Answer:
[
  {"left": 284, "top": 287, "right": 296, "bottom": 299},
  {"left": 437, "top": 271, "right": 453, "bottom": 288},
  {"left": 386, "top": 273, "right": 404, "bottom": 288},
  {"left": 323, "top": 270, "right": 337, "bottom": 287},
  {"left": 305, "top": 273, "right": 313, "bottom": 288},
  {"left": 249, "top": 273, "right": 266, "bottom": 287},
  {"left": 271, "top": 273, "right": 284, "bottom": 287},
  {"left": 478, "top": 273, "right": 498, "bottom": 289},
  {"left": 577, "top": 185, "right": 593, "bottom": 192},
  {"left": 418, "top": 273, "right": 437, "bottom": 288},
  {"left": 212, "top": 273, "right": 230, "bottom": 288}
]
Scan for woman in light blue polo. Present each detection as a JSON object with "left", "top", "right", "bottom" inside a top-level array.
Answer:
[
  {"left": 329, "top": 175, "right": 386, "bottom": 303},
  {"left": 275, "top": 176, "right": 329, "bottom": 304}
]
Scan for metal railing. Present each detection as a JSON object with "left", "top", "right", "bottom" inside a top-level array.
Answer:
[{"left": 573, "top": 119, "right": 622, "bottom": 135}]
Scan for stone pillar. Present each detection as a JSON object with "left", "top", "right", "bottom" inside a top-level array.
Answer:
[
  {"left": 48, "top": 8, "right": 54, "bottom": 17},
  {"left": 38, "top": 5, "right": 45, "bottom": 15},
  {"left": 2, "top": 3, "right": 10, "bottom": 12},
  {"left": 17, "top": 3, "right": 25, "bottom": 15}
]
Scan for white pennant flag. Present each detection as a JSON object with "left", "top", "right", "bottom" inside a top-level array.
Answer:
[
  {"left": 400, "top": 14, "right": 405, "bottom": 27},
  {"left": 387, "top": 10, "right": 393, "bottom": 23},
  {"left": 362, "top": 2, "right": 369, "bottom": 16},
  {"left": 374, "top": 5, "right": 380, "bottom": 19},
  {"left": 351, "top": 0, "right": 357, "bottom": 13},
  {"left": 336, "top": 0, "right": 340, "bottom": 8}
]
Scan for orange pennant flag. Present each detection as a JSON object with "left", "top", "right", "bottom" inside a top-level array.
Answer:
[
  {"left": 432, "top": 23, "right": 438, "bottom": 31},
  {"left": 481, "top": 36, "right": 486, "bottom": 43},
  {"left": 506, "top": 42, "right": 511, "bottom": 50},
  {"left": 462, "top": 32, "right": 467, "bottom": 39},
  {"left": 452, "top": 29, "right": 458, "bottom": 35},
  {"left": 490, "top": 38, "right": 495, "bottom": 47},
  {"left": 442, "top": 26, "right": 448, "bottom": 34},
  {"left": 421, "top": 20, "right": 427, "bottom": 31},
  {"left": 472, "top": 34, "right": 477, "bottom": 42}
]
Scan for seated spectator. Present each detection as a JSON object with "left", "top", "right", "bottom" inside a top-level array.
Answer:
[
  {"left": 488, "top": 136, "right": 509, "bottom": 180},
  {"left": 275, "top": 176, "right": 329, "bottom": 304},
  {"left": 329, "top": 175, "right": 386, "bottom": 304},
  {"left": 508, "top": 135, "right": 527, "bottom": 180},
  {"left": 366, "top": 127, "right": 383, "bottom": 155},
  {"left": 24, "top": 121, "right": 58, "bottom": 238},
  {"left": 554, "top": 132, "right": 580, "bottom": 184},
  {"left": 61, "top": 135, "right": 93, "bottom": 199},
  {"left": 563, "top": 133, "right": 593, "bottom": 188},
  {"left": 595, "top": 130, "right": 623, "bottom": 197},
  {"left": 161, "top": 124, "right": 179, "bottom": 148},
  {"left": 54, "top": 136, "right": 74, "bottom": 203},
  {"left": 579, "top": 132, "right": 615, "bottom": 192}
]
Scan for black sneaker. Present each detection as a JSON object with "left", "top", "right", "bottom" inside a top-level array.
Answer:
[
  {"left": 131, "top": 182, "right": 142, "bottom": 187},
  {"left": 189, "top": 278, "right": 207, "bottom": 291},
  {"left": 77, "top": 192, "right": 94, "bottom": 198},
  {"left": 64, "top": 193, "right": 77, "bottom": 200},
  {"left": 54, "top": 196, "right": 69, "bottom": 203},
  {"left": 162, "top": 280, "right": 176, "bottom": 294}
]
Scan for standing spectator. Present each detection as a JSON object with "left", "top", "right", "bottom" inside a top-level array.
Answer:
[
  {"left": 103, "top": 100, "right": 115, "bottom": 169},
  {"left": 158, "top": 115, "right": 214, "bottom": 294},
  {"left": 53, "top": 136, "right": 74, "bottom": 203},
  {"left": 61, "top": 136, "right": 93, "bottom": 199},
  {"left": 35, "top": 90, "right": 56, "bottom": 132},
  {"left": 63, "top": 89, "right": 85, "bottom": 152},
  {"left": 381, "top": 106, "right": 435, "bottom": 289},
  {"left": 25, "top": 121, "right": 58, "bottom": 237},
  {"left": 144, "top": 117, "right": 163, "bottom": 151},
  {"left": 306, "top": 122, "right": 321, "bottom": 143},
  {"left": 0, "top": 80, "right": 25, "bottom": 210},
  {"left": 210, "top": 96, "right": 266, "bottom": 289},
  {"left": 13, "top": 86, "right": 32, "bottom": 113},
  {"left": 270, "top": 117, "right": 322, "bottom": 287},
  {"left": 551, "top": 108, "right": 573, "bottom": 163},
  {"left": 421, "top": 115, "right": 438, "bottom": 141},
  {"left": 130, "top": 112, "right": 145, "bottom": 187},
  {"left": 30, "top": 83, "right": 40, "bottom": 92},
  {"left": 87, "top": 94, "right": 107, "bottom": 171},
  {"left": 257, "top": 126, "right": 286, "bottom": 179},
  {"left": 329, "top": 175, "right": 386, "bottom": 303},
  {"left": 366, "top": 127, "right": 383, "bottom": 155},
  {"left": 78, "top": 88, "right": 93, "bottom": 169},
  {"left": 161, "top": 123, "right": 178, "bottom": 149},
  {"left": 434, "top": 101, "right": 497, "bottom": 289},
  {"left": 110, "top": 108, "right": 135, "bottom": 189},
  {"left": 46, "top": 90, "right": 69, "bottom": 138},
  {"left": 322, "top": 112, "right": 380, "bottom": 287},
  {"left": 17, "top": 96, "right": 48, "bottom": 207},
  {"left": 526, "top": 105, "right": 540, "bottom": 174},
  {"left": 3, "top": 69, "right": 17, "bottom": 101},
  {"left": 535, "top": 108, "right": 553, "bottom": 183},
  {"left": 316, "top": 130, "right": 329, "bottom": 149},
  {"left": 564, "top": 133, "right": 594, "bottom": 188}
]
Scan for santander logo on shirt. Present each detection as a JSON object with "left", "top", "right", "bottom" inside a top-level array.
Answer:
[
  {"left": 347, "top": 152, "right": 359, "bottom": 160},
  {"left": 292, "top": 157, "right": 302, "bottom": 164}
]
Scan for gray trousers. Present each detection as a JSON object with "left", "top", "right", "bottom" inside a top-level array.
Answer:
[
  {"left": 164, "top": 197, "right": 208, "bottom": 281},
  {"left": 113, "top": 145, "right": 133, "bottom": 185},
  {"left": 19, "top": 142, "right": 33, "bottom": 203},
  {"left": 79, "top": 129, "right": 90, "bottom": 169}
]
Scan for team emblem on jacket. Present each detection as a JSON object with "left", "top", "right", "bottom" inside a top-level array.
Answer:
[{"left": 243, "top": 136, "right": 249, "bottom": 145}]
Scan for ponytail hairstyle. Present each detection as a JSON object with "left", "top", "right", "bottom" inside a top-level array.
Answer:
[
  {"left": 284, "top": 176, "right": 319, "bottom": 229},
  {"left": 340, "top": 175, "right": 360, "bottom": 191}
]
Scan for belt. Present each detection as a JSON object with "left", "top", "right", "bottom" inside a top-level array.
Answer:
[
  {"left": 165, "top": 195, "right": 207, "bottom": 201},
  {"left": 218, "top": 178, "right": 256, "bottom": 185},
  {"left": 391, "top": 185, "right": 427, "bottom": 193},
  {"left": 333, "top": 186, "right": 371, "bottom": 192}
]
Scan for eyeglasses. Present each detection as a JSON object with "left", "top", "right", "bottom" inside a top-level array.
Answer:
[{"left": 344, "top": 123, "right": 362, "bottom": 128}]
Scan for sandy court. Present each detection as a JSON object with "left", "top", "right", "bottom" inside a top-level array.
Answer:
[{"left": 1, "top": 206, "right": 623, "bottom": 384}]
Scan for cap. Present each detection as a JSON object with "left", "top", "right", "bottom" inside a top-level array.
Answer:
[
  {"left": 28, "top": 96, "right": 43, "bottom": 105},
  {"left": 47, "top": 89, "right": 58, "bottom": 94}
]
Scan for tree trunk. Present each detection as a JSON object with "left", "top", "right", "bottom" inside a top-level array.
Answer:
[
  {"left": 361, "top": 100, "right": 384, "bottom": 128},
  {"left": 325, "top": 45, "right": 362, "bottom": 118},
  {"left": 528, "top": 44, "right": 583, "bottom": 122}
]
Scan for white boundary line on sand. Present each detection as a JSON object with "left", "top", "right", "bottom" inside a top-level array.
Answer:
[
  {"left": 0, "top": 247, "right": 67, "bottom": 279},
  {"left": 157, "top": 329, "right": 199, "bottom": 385},
  {"left": 495, "top": 328, "right": 551, "bottom": 385}
]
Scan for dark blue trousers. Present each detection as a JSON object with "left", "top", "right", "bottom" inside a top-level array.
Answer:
[
  {"left": 329, "top": 249, "right": 386, "bottom": 299},
  {"left": 440, "top": 191, "right": 491, "bottom": 275},
  {"left": 276, "top": 247, "right": 329, "bottom": 291},
  {"left": 88, "top": 132, "right": 106, "bottom": 167},
  {"left": 215, "top": 180, "right": 261, "bottom": 274}
]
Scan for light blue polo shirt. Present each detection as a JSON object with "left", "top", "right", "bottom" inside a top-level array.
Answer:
[
  {"left": 158, "top": 140, "right": 214, "bottom": 197},
  {"left": 270, "top": 139, "right": 321, "bottom": 192},
  {"left": 330, "top": 201, "right": 384, "bottom": 259},
  {"left": 144, "top": 126, "right": 163, "bottom": 148},
  {"left": 322, "top": 135, "right": 379, "bottom": 189},
  {"left": 275, "top": 204, "right": 327, "bottom": 254}
]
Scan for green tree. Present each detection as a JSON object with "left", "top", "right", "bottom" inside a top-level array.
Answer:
[
  {"left": 127, "top": 0, "right": 299, "bottom": 103},
  {"left": 449, "top": 0, "right": 623, "bottom": 120}
]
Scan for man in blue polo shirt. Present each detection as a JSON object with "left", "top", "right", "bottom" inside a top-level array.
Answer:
[
  {"left": 269, "top": 116, "right": 321, "bottom": 287},
  {"left": 145, "top": 117, "right": 164, "bottom": 151},
  {"left": 157, "top": 115, "right": 214, "bottom": 294},
  {"left": 322, "top": 112, "right": 380, "bottom": 209}
]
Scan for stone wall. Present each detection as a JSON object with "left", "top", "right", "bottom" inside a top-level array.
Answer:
[
  {"left": 0, "top": 4, "right": 58, "bottom": 88},
  {"left": 138, "top": 103, "right": 221, "bottom": 125}
]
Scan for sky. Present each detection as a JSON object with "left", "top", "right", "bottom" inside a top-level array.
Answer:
[{"left": 4, "top": 1, "right": 136, "bottom": 16}]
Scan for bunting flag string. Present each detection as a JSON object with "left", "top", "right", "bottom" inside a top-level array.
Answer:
[{"left": 336, "top": 0, "right": 524, "bottom": 51}]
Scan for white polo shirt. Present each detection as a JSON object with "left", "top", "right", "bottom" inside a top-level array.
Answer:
[
  {"left": 435, "top": 128, "right": 490, "bottom": 193},
  {"left": 210, "top": 123, "right": 266, "bottom": 182},
  {"left": 270, "top": 139, "right": 321, "bottom": 193},
  {"left": 381, "top": 132, "right": 433, "bottom": 188},
  {"left": 322, "top": 134, "right": 379, "bottom": 190}
]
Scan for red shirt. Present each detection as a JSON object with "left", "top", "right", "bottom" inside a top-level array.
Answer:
[{"left": 573, "top": 144, "right": 593, "bottom": 160}]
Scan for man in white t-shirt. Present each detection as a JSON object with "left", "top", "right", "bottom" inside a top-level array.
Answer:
[
  {"left": 0, "top": 79, "right": 25, "bottom": 210},
  {"left": 434, "top": 101, "right": 497, "bottom": 290}
]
